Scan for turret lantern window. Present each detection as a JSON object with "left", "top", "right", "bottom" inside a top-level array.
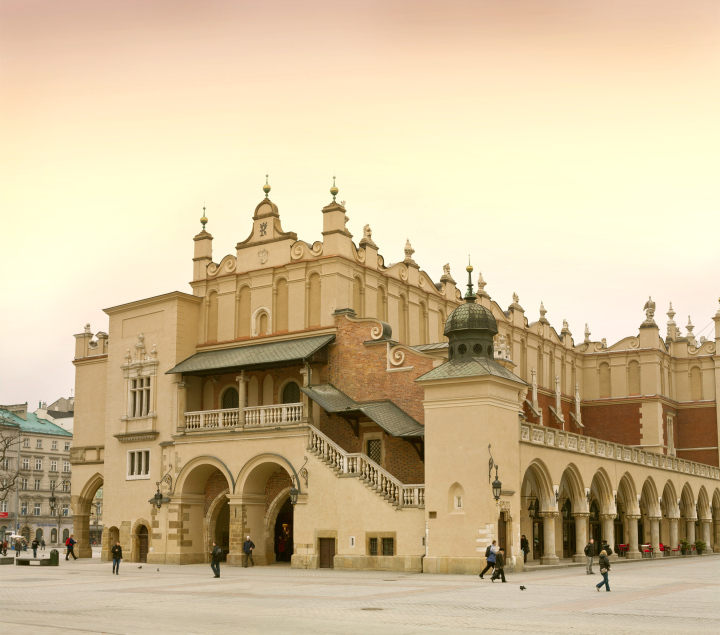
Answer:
[{"left": 131, "top": 377, "right": 152, "bottom": 418}]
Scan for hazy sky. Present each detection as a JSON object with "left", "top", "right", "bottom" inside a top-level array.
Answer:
[{"left": 1, "top": 0, "right": 718, "bottom": 409}]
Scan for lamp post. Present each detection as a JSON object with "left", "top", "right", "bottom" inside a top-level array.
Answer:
[
  {"left": 491, "top": 466, "right": 502, "bottom": 502},
  {"left": 49, "top": 479, "right": 71, "bottom": 546}
]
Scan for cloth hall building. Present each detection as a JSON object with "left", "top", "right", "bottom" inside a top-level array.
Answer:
[{"left": 70, "top": 182, "right": 720, "bottom": 572}]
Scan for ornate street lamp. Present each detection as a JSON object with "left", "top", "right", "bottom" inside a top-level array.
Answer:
[
  {"left": 289, "top": 484, "right": 299, "bottom": 506},
  {"left": 149, "top": 467, "right": 173, "bottom": 509},
  {"left": 491, "top": 466, "right": 502, "bottom": 502}
]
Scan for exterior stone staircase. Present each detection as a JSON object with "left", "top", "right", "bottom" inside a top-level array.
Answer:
[{"left": 307, "top": 425, "right": 424, "bottom": 509}]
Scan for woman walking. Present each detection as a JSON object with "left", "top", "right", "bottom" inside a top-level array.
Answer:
[{"left": 595, "top": 550, "right": 611, "bottom": 592}]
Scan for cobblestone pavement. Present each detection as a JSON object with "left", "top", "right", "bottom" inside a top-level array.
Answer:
[{"left": 0, "top": 555, "right": 717, "bottom": 634}]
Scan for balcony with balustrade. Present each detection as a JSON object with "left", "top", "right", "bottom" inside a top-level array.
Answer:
[{"left": 183, "top": 401, "right": 306, "bottom": 433}]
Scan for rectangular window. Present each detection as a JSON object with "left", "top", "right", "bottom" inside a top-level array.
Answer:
[
  {"left": 0, "top": 500, "right": 7, "bottom": 512},
  {"left": 51, "top": 461, "right": 57, "bottom": 472},
  {"left": 50, "top": 507, "right": 56, "bottom": 517},
  {"left": 35, "top": 459, "right": 43, "bottom": 470},
  {"left": 2, "top": 457, "right": 10, "bottom": 470},
  {"left": 382, "top": 538, "right": 394, "bottom": 556},
  {"left": 21, "top": 503, "right": 28, "bottom": 515},
  {"left": 667, "top": 415, "right": 676, "bottom": 457},
  {"left": 20, "top": 478, "right": 28, "bottom": 490},
  {"left": 52, "top": 441, "right": 58, "bottom": 450},
  {"left": 50, "top": 480, "right": 56, "bottom": 491},
  {"left": 22, "top": 458, "right": 29, "bottom": 470},
  {"left": 131, "top": 377, "right": 152, "bottom": 417},
  {"left": 64, "top": 442, "right": 70, "bottom": 451},
  {"left": 23, "top": 438, "right": 29, "bottom": 448},
  {"left": 63, "top": 462, "right": 71, "bottom": 473},
  {"left": 34, "top": 479, "right": 41, "bottom": 490},
  {"left": 127, "top": 449, "right": 151, "bottom": 480},
  {"left": 62, "top": 504, "right": 69, "bottom": 517},
  {"left": 62, "top": 482, "right": 70, "bottom": 492},
  {"left": 34, "top": 503, "right": 41, "bottom": 516},
  {"left": 369, "top": 537, "right": 378, "bottom": 556},
  {"left": 36, "top": 439, "right": 42, "bottom": 449},
  {"left": 367, "top": 439, "right": 382, "bottom": 464}
]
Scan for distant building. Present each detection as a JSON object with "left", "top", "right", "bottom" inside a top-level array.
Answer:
[
  {"left": 36, "top": 396, "right": 75, "bottom": 433},
  {"left": 0, "top": 404, "right": 73, "bottom": 545}
]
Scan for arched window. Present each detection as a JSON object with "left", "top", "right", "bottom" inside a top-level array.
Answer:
[
  {"left": 599, "top": 362, "right": 611, "bottom": 398},
  {"left": 398, "top": 294, "right": 408, "bottom": 343},
  {"left": 690, "top": 367, "right": 702, "bottom": 401},
  {"left": 237, "top": 286, "right": 251, "bottom": 338},
  {"left": 256, "top": 311, "right": 269, "bottom": 336},
  {"left": 207, "top": 291, "right": 219, "bottom": 342},
  {"left": 63, "top": 528, "right": 69, "bottom": 542},
  {"left": 282, "top": 381, "right": 301, "bottom": 404},
  {"left": 308, "top": 273, "right": 321, "bottom": 327},
  {"left": 222, "top": 387, "right": 239, "bottom": 409},
  {"left": 35, "top": 528, "right": 43, "bottom": 540},
  {"left": 50, "top": 528, "right": 57, "bottom": 543},
  {"left": 274, "top": 279, "right": 289, "bottom": 332},
  {"left": 419, "top": 302, "right": 428, "bottom": 346},
  {"left": 628, "top": 360, "right": 640, "bottom": 396}
]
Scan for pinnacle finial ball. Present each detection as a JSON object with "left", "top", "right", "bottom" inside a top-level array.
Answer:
[
  {"left": 200, "top": 207, "right": 208, "bottom": 230},
  {"left": 466, "top": 264, "right": 473, "bottom": 273},
  {"left": 330, "top": 176, "right": 339, "bottom": 201}
]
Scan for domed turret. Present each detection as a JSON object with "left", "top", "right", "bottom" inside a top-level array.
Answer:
[{"left": 444, "top": 261, "right": 497, "bottom": 362}]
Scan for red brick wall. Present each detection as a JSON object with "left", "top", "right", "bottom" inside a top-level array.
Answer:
[
  {"left": 523, "top": 392, "right": 576, "bottom": 433},
  {"left": 264, "top": 469, "right": 292, "bottom": 512},
  {"left": 676, "top": 406, "right": 718, "bottom": 467},
  {"left": 204, "top": 469, "right": 229, "bottom": 516},
  {"left": 581, "top": 402, "right": 642, "bottom": 446}
]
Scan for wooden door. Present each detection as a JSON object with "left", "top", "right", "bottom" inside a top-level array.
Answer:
[
  {"left": 318, "top": 538, "right": 335, "bottom": 569},
  {"left": 532, "top": 519, "right": 544, "bottom": 560},
  {"left": 498, "top": 514, "right": 507, "bottom": 552},
  {"left": 138, "top": 526, "right": 149, "bottom": 563}
]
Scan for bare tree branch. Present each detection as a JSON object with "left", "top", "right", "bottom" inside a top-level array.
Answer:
[{"left": 0, "top": 413, "right": 22, "bottom": 503}]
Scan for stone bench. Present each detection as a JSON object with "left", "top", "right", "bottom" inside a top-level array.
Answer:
[
  {"left": 0, "top": 556, "right": 15, "bottom": 565},
  {"left": 16, "top": 558, "right": 55, "bottom": 566}
]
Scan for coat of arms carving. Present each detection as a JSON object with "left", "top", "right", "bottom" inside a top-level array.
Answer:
[{"left": 258, "top": 249, "right": 268, "bottom": 264}]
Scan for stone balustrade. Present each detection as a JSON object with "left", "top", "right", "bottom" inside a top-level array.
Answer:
[
  {"left": 307, "top": 425, "right": 425, "bottom": 508},
  {"left": 184, "top": 402, "right": 303, "bottom": 432},
  {"left": 520, "top": 422, "right": 720, "bottom": 480}
]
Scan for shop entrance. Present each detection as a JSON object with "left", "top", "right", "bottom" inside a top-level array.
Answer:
[{"left": 273, "top": 498, "right": 293, "bottom": 563}]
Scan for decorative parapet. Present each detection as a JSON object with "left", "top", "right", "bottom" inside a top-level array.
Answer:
[
  {"left": 519, "top": 421, "right": 720, "bottom": 481},
  {"left": 69, "top": 446, "right": 104, "bottom": 465}
]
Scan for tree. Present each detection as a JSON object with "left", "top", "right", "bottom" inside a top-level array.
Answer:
[{"left": 0, "top": 412, "right": 21, "bottom": 503}]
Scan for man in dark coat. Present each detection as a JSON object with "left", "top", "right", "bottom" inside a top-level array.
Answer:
[
  {"left": 31, "top": 537, "right": 39, "bottom": 558},
  {"left": 66, "top": 534, "right": 78, "bottom": 560},
  {"left": 243, "top": 536, "right": 255, "bottom": 567},
  {"left": 491, "top": 548, "right": 507, "bottom": 583},
  {"left": 211, "top": 541, "right": 222, "bottom": 578},
  {"left": 479, "top": 540, "right": 497, "bottom": 579},
  {"left": 111, "top": 541, "right": 122, "bottom": 575},
  {"left": 584, "top": 538, "right": 595, "bottom": 574}
]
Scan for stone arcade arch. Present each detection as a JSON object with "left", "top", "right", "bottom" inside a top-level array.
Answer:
[
  {"left": 520, "top": 460, "right": 557, "bottom": 564},
  {"left": 640, "top": 476, "right": 661, "bottom": 552},
  {"left": 680, "top": 483, "right": 696, "bottom": 543},
  {"left": 73, "top": 472, "right": 104, "bottom": 558},
  {"left": 559, "top": 464, "right": 587, "bottom": 561},
  {"left": 697, "top": 486, "right": 712, "bottom": 549}
]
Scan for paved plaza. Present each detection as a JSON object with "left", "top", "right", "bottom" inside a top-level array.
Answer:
[{"left": 1, "top": 554, "right": 718, "bottom": 635}]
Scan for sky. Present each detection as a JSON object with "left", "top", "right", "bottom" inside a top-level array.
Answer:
[{"left": 1, "top": 0, "right": 718, "bottom": 409}]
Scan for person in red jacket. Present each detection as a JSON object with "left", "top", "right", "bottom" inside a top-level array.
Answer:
[{"left": 65, "top": 534, "right": 78, "bottom": 560}]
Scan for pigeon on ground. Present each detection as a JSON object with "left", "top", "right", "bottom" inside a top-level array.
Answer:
[
  {"left": 520, "top": 586, "right": 526, "bottom": 590},
  {"left": 157, "top": 568, "right": 160, "bottom": 571},
  {"left": 138, "top": 566, "right": 142, "bottom": 569}
]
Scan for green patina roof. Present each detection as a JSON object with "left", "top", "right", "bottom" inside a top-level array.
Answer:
[
  {"left": 166, "top": 334, "right": 335, "bottom": 376},
  {"left": 301, "top": 384, "right": 424, "bottom": 437},
  {"left": 444, "top": 302, "right": 498, "bottom": 336},
  {"left": 416, "top": 357, "right": 526, "bottom": 384},
  {"left": 0, "top": 409, "right": 73, "bottom": 437}
]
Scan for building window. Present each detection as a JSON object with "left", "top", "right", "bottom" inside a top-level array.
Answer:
[
  {"left": 127, "top": 449, "right": 151, "bottom": 480},
  {"left": 34, "top": 503, "right": 41, "bottom": 516},
  {"left": 667, "top": 415, "right": 676, "bottom": 457},
  {"left": 367, "top": 439, "right": 382, "bottom": 464},
  {"left": 52, "top": 441, "right": 57, "bottom": 450},
  {"left": 35, "top": 459, "right": 43, "bottom": 470},
  {"left": 1, "top": 458, "right": 8, "bottom": 470},
  {"left": 21, "top": 503, "right": 28, "bottom": 515},
  {"left": 34, "top": 479, "right": 41, "bottom": 491},
  {"left": 51, "top": 461, "right": 57, "bottom": 472},
  {"left": 23, "top": 438, "right": 29, "bottom": 448},
  {"left": 281, "top": 381, "right": 301, "bottom": 404},
  {"left": 62, "top": 504, "right": 69, "bottom": 517},
  {"left": 64, "top": 442, "right": 70, "bottom": 451},
  {"left": 63, "top": 462, "right": 70, "bottom": 473},
  {"left": 131, "top": 377, "right": 152, "bottom": 417},
  {"left": 62, "top": 482, "right": 70, "bottom": 492},
  {"left": 382, "top": 538, "right": 394, "bottom": 556},
  {"left": 222, "top": 387, "right": 239, "bottom": 409},
  {"left": 22, "top": 458, "right": 29, "bottom": 470},
  {"left": 50, "top": 480, "right": 56, "bottom": 491},
  {"left": 50, "top": 507, "right": 56, "bottom": 517},
  {"left": 20, "top": 478, "right": 28, "bottom": 490},
  {"left": 369, "top": 537, "right": 378, "bottom": 556},
  {"left": 0, "top": 500, "right": 7, "bottom": 512},
  {"left": 36, "top": 439, "right": 42, "bottom": 449},
  {"left": 455, "top": 496, "right": 463, "bottom": 509}
]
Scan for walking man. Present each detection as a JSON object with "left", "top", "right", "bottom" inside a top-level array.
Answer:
[
  {"left": 66, "top": 534, "right": 78, "bottom": 560},
  {"left": 41, "top": 538, "right": 45, "bottom": 550},
  {"left": 584, "top": 538, "right": 595, "bottom": 574},
  {"left": 31, "top": 537, "right": 39, "bottom": 558},
  {"left": 479, "top": 540, "right": 497, "bottom": 579},
  {"left": 111, "top": 541, "right": 122, "bottom": 575},
  {"left": 490, "top": 548, "right": 507, "bottom": 583},
  {"left": 211, "top": 541, "right": 222, "bottom": 578},
  {"left": 520, "top": 535, "right": 530, "bottom": 563},
  {"left": 243, "top": 535, "right": 255, "bottom": 567},
  {"left": 600, "top": 540, "right": 613, "bottom": 556},
  {"left": 15, "top": 538, "right": 22, "bottom": 558}
]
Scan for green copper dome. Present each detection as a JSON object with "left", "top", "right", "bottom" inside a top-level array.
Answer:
[{"left": 444, "top": 302, "right": 497, "bottom": 336}]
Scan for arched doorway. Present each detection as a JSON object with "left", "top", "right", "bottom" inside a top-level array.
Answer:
[
  {"left": 214, "top": 499, "right": 230, "bottom": 561},
  {"left": 35, "top": 528, "right": 43, "bottom": 541},
  {"left": 273, "top": 498, "right": 294, "bottom": 563},
  {"left": 137, "top": 526, "right": 149, "bottom": 563},
  {"left": 21, "top": 526, "right": 31, "bottom": 542},
  {"left": 63, "top": 528, "right": 69, "bottom": 543},
  {"left": 561, "top": 499, "right": 575, "bottom": 559},
  {"left": 75, "top": 473, "right": 104, "bottom": 558},
  {"left": 589, "top": 501, "right": 601, "bottom": 554},
  {"left": 529, "top": 499, "right": 543, "bottom": 559},
  {"left": 282, "top": 381, "right": 301, "bottom": 404},
  {"left": 50, "top": 528, "right": 57, "bottom": 544}
]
